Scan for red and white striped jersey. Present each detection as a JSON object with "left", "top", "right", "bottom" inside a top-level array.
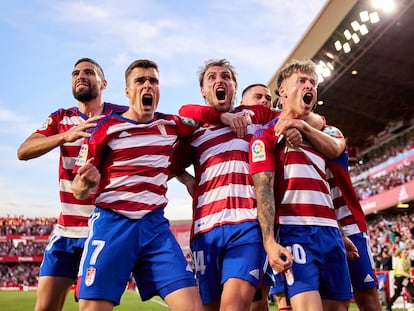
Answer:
[
  {"left": 249, "top": 119, "right": 342, "bottom": 228},
  {"left": 35, "top": 103, "right": 127, "bottom": 238},
  {"left": 327, "top": 151, "right": 368, "bottom": 236},
  {"left": 73, "top": 112, "right": 197, "bottom": 219},
  {"left": 176, "top": 105, "right": 279, "bottom": 237}
]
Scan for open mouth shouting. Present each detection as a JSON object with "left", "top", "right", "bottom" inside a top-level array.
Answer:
[
  {"left": 142, "top": 94, "right": 153, "bottom": 107},
  {"left": 303, "top": 92, "right": 313, "bottom": 106},
  {"left": 216, "top": 87, "right": 226, "bottom": 101}
]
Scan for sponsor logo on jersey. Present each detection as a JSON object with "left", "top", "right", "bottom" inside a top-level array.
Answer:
[
  {"left": 76, "top": 144, "right": 88, "bottom": 166},
  {"left": 119, "top": 131, "right": 132, "bottom": 138},
  {"left": 251, "top": 140, "right": 266, "bottom": 163},
  {"left": 85, "top": 267, "right": 96, "bottom": 287}
]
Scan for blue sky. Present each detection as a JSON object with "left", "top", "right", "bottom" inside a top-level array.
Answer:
[{"left": 0, "top": 0, "right": 327, "bottom": 220}]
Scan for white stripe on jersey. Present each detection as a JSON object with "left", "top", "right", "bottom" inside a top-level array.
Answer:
[
  {"left": 279, "top": 215, "right": 338, "bottom": 227},
  {"left": 59, "top": 179, "right": 72, "bottom": 192},
  {"left": 329, "top": 185, "right": 342, "bottom": 200},
  {"left": 108, "top": 134, "right": 176, "bottom": 149},
  {"left": 60, "top": 202, "right": 94, "bottom": 217},
  {"left": 108, "top": 172, "right": 167, "bottom": 189},
  {"left": 193, "top": 207, "right": 257, "bottom": 235},
  {"left": 106, "top": 118, "right": 177, "bottom": 134},
  {"left": 97, "top": 190, "right": 167, "bottom": 206},
  {"left": 200, "top": 160, "right": 249, "bottom": 186},
  {"left": 60, "top": 179, "right": 97, "bottom": 195},
  {"left": 197, "top": 183, "right": 255, "bottom": 208},
  {"left": 112, "top": 208, "right": 156, "bottom": 220},
  {"left": 335, "top": 204, "right": 353, "bottom": 220},
  {"left": 341, "top": 223, "right": 361, "bottom": 236},
  {"left": 198, "top": 138, "right": 248, "bottom": 166},
  {"left": 53, "top": 224, "right": 90, "bottom": 238},
  {"left": 302, "top": 149, "right": 326, "bottom": 172},
  {"left": 192, "top": 126, "right": 231, "bottom": 146},
  {"left": 284, "top": 163, "right": 325, "bottom": 179},
  {"left": 62, "top": 155, "right": 78, "bottom": 170},
  {"left": 61, "top": 115, "right": 84, "bottom": 125},
  {"left": 63, "top": 139, "right": 83, "bottom": 147},
  {"left": 113, "top": 155, "right": 171, "bottom": 169},
  {"left": 282, "top": 189, "right": 333, "bottom": 207}
]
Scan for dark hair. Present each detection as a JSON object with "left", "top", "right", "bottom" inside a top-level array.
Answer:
[
  {"left": 125, "top": 59, "right": 159, "bottom": 84},
  {"left": 74, "top": 58, "right": 105, "bottom": 80},
  {"left": 241, "top": 83, "right": 269, "bottom": 98},
  {"left": 275, "top": 59, "right": 318, "bottom": 96},
  {"left": 198, "top": 59, "right": 237, "bottom": 89}
]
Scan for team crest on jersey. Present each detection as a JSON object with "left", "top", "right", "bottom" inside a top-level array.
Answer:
[
  {"left": 38, "top": 117, "right": 53, "bottom": 131},
  {"left": 85, "top": 267, "right": 96, "bottom": 287},
  {"left": 251, "top": 140, "right": 266, "bottom": 162},
  {"left": 75, "top": 144, "right": 88, "bottom": 166}
]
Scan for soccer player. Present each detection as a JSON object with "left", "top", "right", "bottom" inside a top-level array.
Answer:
[
  {"left": 249, "top": 59, "right": 352, "bottom": 311},
  {"left": 71, "top": 59, "right": 202, "bottom": 311},
  {"left": 327, "top": 150, "right": 382, "bottom": 311},
  {"left": 17, "top": 58, "right": 126, "bottom": 311}
]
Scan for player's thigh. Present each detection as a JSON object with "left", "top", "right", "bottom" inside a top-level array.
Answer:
[{"left": 290, "top": 290, "right": 322, "bottom": 311}]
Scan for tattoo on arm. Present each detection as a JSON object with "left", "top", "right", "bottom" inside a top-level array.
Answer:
[{"left": 252, "top": 171, "right": 276, "bottom": 243}]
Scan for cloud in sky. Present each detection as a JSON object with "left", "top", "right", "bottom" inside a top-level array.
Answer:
[{"left": 0, "top": 0, "right": 327, "bottom": 220}]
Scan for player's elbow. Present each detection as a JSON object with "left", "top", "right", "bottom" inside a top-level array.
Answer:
[{"left": 17, "top": 146, "right": 30, "bottom": 161}]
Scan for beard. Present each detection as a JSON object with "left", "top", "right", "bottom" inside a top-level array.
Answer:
[{"left": 72, "top": 85, "right": 99, "bottom": 102}]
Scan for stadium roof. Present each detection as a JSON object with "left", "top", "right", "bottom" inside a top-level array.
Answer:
[{"left": 268, "top": 0, "right": 414, "bottom": 158}]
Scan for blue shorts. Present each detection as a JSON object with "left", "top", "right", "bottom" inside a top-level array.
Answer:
[
  {"left": 277, "top": 225, "right": 353, "bottom": 301},
  {"left": 347, "top": 232, "right": 378, "bottom": 291},
  {"left": 40, "top": 234, "right": 85, "bottom": 280},
  {"left": 270, "top": 273, "right": 285, "bottom": 295},
  {"left": 191, "top": 222, "right": 270, "bottom": 305},
  {"left": 77, "top": 207, "right": 196, "bottom": 305}
]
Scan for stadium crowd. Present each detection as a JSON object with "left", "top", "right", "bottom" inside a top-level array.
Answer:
[
  {"left": 1, "top": 216, "right": 56, "bottom": 236},
  {"left": 0, "top": 263, "right": 40, "bottom": 287},
  {"left": 350, "top": 131, "right": 414, "bottom": 200}
]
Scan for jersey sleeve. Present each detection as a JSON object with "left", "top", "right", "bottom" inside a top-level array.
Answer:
[
  {"left": 170, "top": 136, "right": 193, "bottom": 176},
  {"left": 171, "top": 114, "right": 200, "bottom": 137},
  {"left": 179, "top": 104, "right": 223, "bottom": 124},
  {"left": 245, "top": 105, "right": 280, "bottom": 125},
  {"left": 35, "top": 109, "right": 64, "bottom": 137},
  {"left": 249, "top": 127, "right": 278, "bottom": 175},
  {"left": 322, "top": 124, "right": 344, "bottom": 140}
]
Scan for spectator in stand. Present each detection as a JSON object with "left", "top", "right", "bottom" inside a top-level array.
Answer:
[
  {"left": 372, "top": 247, "right": 382, "bottom": 270},
  {"left": 16, "top": 58, "right": 127, "bottom": 311},
  {"left": 406, "top": 240, "right": 414, "bottom": 267},
  {"left": 380, "top": 248, "right": 393, "bottom": 271},
  {"left": 0, "top": 216, "right": 56, "bottom": 236}
]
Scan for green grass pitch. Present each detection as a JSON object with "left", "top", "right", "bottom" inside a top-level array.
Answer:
[{"left": 0, "top": 290, "right": 394, "bottom": 310}]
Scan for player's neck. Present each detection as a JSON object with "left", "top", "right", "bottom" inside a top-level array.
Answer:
[{"left": 78, "top": 97, "right": 105, "bottom": 117}]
